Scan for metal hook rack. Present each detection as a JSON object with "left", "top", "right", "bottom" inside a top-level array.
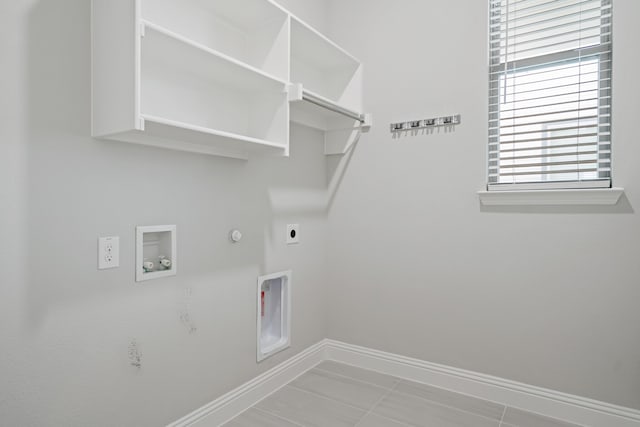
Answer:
[{"left": 390, "top": 114, "right": 461, "bottom": 132}]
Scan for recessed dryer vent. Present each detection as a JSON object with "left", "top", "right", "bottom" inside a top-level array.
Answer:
[{"left": 257, "top": 270, "right": 291, "bottom": 362}]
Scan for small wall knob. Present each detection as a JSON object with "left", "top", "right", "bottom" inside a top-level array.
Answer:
[{"left": 230, "top": 229, "right": 242, "bottom": 243}]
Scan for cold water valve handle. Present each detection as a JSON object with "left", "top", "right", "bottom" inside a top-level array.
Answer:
[{"left": 159, "top": 256, "right": 172, "bottom": 269}]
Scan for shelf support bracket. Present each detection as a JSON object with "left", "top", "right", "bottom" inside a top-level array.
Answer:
[{"left": 324, "top": 114, "right": 372, "bottom": 155}]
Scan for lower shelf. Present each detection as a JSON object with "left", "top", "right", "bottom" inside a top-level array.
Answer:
[{"left": 100, "top": 115, "right": 288, "bottom": 160}]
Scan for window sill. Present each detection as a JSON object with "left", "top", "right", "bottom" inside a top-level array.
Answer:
[{"left": 477, "top": 187, "right": 624, "bottom": 206}]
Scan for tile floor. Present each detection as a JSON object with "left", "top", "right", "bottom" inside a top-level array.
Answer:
[{"left": 223, "top": 361, "right": 583, "bottom": 427}]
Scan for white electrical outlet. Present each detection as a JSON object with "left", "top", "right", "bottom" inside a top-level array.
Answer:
[
  {"left": 286, "top": 224, "right": 299, "bottom": 245},
  {"left": 98, "top": 236, "right": 120, "bottom": 269}
]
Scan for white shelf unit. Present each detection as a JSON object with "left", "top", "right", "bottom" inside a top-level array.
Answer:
[
  {"left": 92, "top": 0, "right": 369, "bottom": 159},
  {"left": 289, "top": 17, "right": 370, "bottom": 154},
  {"left": 92, "top": 0, "right": 290, "bottom": 160}
]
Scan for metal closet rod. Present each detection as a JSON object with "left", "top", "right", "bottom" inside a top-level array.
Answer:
[{"left": 302, "top": 91, "right": 366, "bottom": 123}]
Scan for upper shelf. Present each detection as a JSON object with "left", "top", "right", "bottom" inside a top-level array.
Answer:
[
  {"left": 290, "top": 17, "right": 360, "bottom": 72},
  {"left": 141, "top": 21, "right": 288, "bottom": 93},
  {"left": 290, "top": 17, "right": 363, "bottom": 112},
  {"left": 141, "top": 0, "right": 290, "bottom": 80}
]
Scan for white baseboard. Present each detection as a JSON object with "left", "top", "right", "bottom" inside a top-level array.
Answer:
[
  {"left": 169, "top": 339, "right": 640, "bottom": 427},
  {"left": 167, "top": 341, "right": 326, "bottom": 427},
  {"left": 325, "top": 340, "right": 640, "bottom": 427}
]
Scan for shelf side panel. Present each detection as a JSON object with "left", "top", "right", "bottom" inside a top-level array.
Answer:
[
  {"left": 92, "top": 0, "right": 138, "bottom": 136},
  {"left": 334, "top": 64, "right": 363, "bottom": 114},
  {"left": 248, "top": 91, "right": 289, "bottom": 149},
  {"left": 248, "top": 16, "right": 289, "bottom": 82}
]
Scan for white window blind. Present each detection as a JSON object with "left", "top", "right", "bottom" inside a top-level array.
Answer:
[{"left": 488, "top": 0, "right": 612, "bottom": 191}]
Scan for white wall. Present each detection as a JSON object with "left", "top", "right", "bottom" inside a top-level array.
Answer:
[
  {"left": 275, "top": 0, "right": 327, "bottom": 32},
  {"left": 2, "top": 0, "right": 639, "bottom": 424},
  {"left": 0, "top": 1, "right": 329, "bottom": 425},
  {"left": 325, "top": 0, "right": 640, "bottom": 410}
]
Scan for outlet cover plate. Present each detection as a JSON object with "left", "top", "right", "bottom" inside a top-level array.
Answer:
[{"left": 98, "top": 236, "right": 120, "bottom": 269}]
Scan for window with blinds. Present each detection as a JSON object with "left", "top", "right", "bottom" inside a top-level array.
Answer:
[{"left": 488, "top": 0, "right": 612, "bottom": 191}]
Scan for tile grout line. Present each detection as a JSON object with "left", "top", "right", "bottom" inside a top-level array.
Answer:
[
  {"left": 316, "top": 363, "right": 507, "bottom": 420},
  {"left": 499, "top": 405, "right": 507, "bottom": 427},
  {"left": 395, "top": 373, "right": 508, "bottom": 408},
  {"left": 359, "top": 414, "right": 416, "bottom": 427},
  {"left": 391, "top": 379, "right": 507, "bottom": 425},
  {"left": 295, "top": 364, "right": 506, "bottom": 425},
  {"left": 312, "top": 366, "right": 397, "bottom": 392},
  {"left": 255, "top": 365, "right": 404, "bottom": 426},
  {"left": 285, "top": 383, "right": 377, "bottom": 414},
  {"left": 229, "top": 362, "right": 583, "bottom": 427},
  {"left": 499, "top": 406, "right": 585, "bottom": 427},
  {"left": 251, "top": 406, "right": 306, "bottom": 427},
  {"left": 354, "top": 380, "right": 413, "bottom": 427},
  {"left": 323, "top": 359, "right": 402, "bottom": 380},
  {"left": 222, "top": 359, "right": 326, "bottom": 426},
  {"left": 320, "top": 362, "right": 509, "bottom": 423}
]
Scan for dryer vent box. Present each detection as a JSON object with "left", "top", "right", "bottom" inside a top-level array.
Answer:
[{"left": 257, "top": 270, "right": 291, "bottom": 362}]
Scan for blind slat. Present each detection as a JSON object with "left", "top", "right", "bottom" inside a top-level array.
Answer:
[
  {"left": 499, "top": 159, "right": 597, "bottom": 169},
  {"left": 498, "top": 141, "right": 601, "bottom": 154},
  {"left": 491, "top": 78, "right": 604, "bottom": 99},
  {"left": 500, "top": 150, "right": 598, "bottom": 161},
  {"left": 499, "top": 122, "right": 598, "bottom": 137},
  {"left": 496, "top": 132, "right": 599, "bottom": 145},
  {"left": 496, "top": 0, "right": 598, "bottom": 16},
  {"left": 502, "top": 98, "right": 599, "bottom": 118},
  {"left": 495, "top": 28, "right": 608, "bottom": 50},
  {"left": 492, "top": 6, "right": 604, "bottom": 36},
  {"left": 497, "top": 169, "right": 597, "bottom": 177},
  {"left": 489, "top": 57, "right": 610, "bottom": 78},
  {"left": 495, "top": 107, "right": 601, "bottom": 123},
  {"left": 490, "top": 43, "right": 610, "bottom": 72}
]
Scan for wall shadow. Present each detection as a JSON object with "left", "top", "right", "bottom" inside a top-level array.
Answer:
[
  {"left": 24, "top": 0, "right": 352, "bottom": 339},
  {"left": 24, "top": 0, "right": 269, "bottom": 328}
]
